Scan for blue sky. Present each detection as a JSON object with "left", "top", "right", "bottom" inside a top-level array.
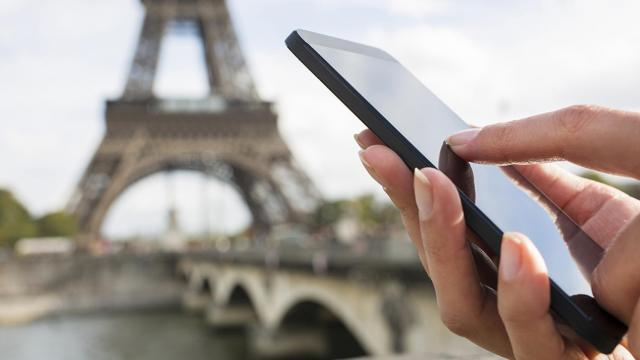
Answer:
[{"left": 1, "top": 0, "right": 639, "bottom": 237}]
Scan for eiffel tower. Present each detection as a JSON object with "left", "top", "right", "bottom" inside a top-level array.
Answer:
[{"left": 68, "top": 0, "right": 320, "bottom": 242}]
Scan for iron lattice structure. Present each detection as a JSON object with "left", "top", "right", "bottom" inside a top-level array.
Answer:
[{"left": 68, "top": 0, "right": 320, "bottom": 241}]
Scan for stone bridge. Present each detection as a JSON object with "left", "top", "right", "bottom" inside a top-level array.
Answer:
[{"left": 178, "top": 250, "right": 489, "bottom": 359}]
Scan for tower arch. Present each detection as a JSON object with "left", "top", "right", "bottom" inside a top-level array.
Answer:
[{"left": 68, "top": 0, "right": 320, "bottom": 242}]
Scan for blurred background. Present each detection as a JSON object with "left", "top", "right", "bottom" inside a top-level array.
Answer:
[{"left": 0, "top": 0, "right": 639, "bottom": 359}]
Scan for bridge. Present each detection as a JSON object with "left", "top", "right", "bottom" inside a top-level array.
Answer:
[{"left": 178, "top": 249, "right": 487, "bottom": 358}]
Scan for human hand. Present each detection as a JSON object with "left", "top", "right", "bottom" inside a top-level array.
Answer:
[{"left": 354, "top": 105, "right": 640, "bottom": 358}]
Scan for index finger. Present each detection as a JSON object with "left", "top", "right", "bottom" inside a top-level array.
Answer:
[{"left": 448, "top": 105, "right": 640, "bottom": 179}]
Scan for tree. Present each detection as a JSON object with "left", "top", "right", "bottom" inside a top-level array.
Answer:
[
  {"left": 36, "top": 211, "right": 77, "bottom": 237},
  {"left": 310, "top": 199, "right": 347, "bottom": 232},
  {"left": 0, "top": 189, "right": 38, "bottom": 247},
  {"left": 350, "top": 194, "right": 401, "bottom": 237},
  {"left": 352, "top": 194, "right": 380, "bottom": 233}
]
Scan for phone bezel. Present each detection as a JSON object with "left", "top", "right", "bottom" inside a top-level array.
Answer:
[{"left": 286, "top": 29, "right": 626, "bottom": 354}]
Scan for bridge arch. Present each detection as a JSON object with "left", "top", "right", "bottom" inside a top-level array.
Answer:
[
  {"left": 210, "top": 267, "right": 385, "bottom": 356},
  {"left": 253, "top": 271, "right": 391, "bottom": 356},
  {"left": 186, "top": 264, "right": 397, "bottom": 356},
  {"left": 271, "top": 289, "right": 390, "bottom": 355},
  {"left": 278, "top": 299, "right": 368, "bottom": 358},
  {"left": 185, "top": 265, "right": 216, "bottom": 298},
  {"left": 194, "top": 265, "right": 395, "bottom": 355},
  {"left": 212, "top": 267, "right": 271, "bottom": 325},
  {"left": 199, "top": 278, "right": 214, "bottom": 297},
  {"left": 226, "top": 285, "right": 254, "bottom": 306}
]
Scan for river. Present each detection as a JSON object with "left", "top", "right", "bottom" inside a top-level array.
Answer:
[{"left": 0, "top": 310, "right": 249, "bottom": 360}]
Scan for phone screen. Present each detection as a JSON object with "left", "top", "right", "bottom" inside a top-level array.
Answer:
[{"left": 307, "top": 38, "right": 601, "bottom": 296}]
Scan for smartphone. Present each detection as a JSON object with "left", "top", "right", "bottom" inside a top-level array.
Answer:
[{"left": 286, "top": 29, "right": 626, "bottom": 354}]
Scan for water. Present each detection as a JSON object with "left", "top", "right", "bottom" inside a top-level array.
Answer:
[{"left": 0, "top": 310, "right": 248, "bottom": 360}]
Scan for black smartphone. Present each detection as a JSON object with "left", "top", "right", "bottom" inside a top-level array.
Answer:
[{"left": 286, "top": 29, "right": 626, "bottom": 354}]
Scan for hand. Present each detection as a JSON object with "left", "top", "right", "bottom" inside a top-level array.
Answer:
[{"left": 354, "top": 105, "right": 640, "bottom": 359}]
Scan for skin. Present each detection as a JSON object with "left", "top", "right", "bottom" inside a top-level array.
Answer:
[{"left": 354, "top": 105, "right": 640, "bottom": 359}]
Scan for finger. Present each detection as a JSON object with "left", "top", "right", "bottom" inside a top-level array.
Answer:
[
  {"left": 512, "top": 164, "right": 640, "bottom": 248},
  {"left": 357, "top": 130, "right": 493, "bottom": 262},
  {"left": 591, "top": 215, "right": 640, "bottom": 323},
  {"left": 496, "top": 163, "right": 640, "bottom": 279},
  {"left": 359, "top": 145, "right": 497, "bottom": 283},
  {"left": 497, "top": 233, "right": 583, "bottom": 360},
  {"left": 469, "top": 241, "right": 498, "bottom": 290},
  {"left": 354, "top": 129, "right": 383, "bottom": 149},
  {"left": 415, "top": 168, "right": 512, "bottom": 357},
  {"left": 448, "top": 105, "right": 640, "bottom": 179},
  {"left": 358, "top": 130, "right": 497, "bottom": 261},
  {"left": 627, "top": 297, "right": 640, "bottom": 358},
  {"left": 439, "top": 142, "right": 476, "bottom": 202},
  {"left": 506, "top": 163, "right": 640, "bottom": 277},
  {"left": 358, "top": 145, "right": 427, "bottom": 272},
  {"left": 611, "top": 345, "right": 635, "bottom": 360}
]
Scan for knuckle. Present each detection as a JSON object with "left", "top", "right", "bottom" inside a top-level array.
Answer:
[
  {"left": 422, "top": 226, "right": 468, "bottom": 267},
  {"left": 489, "top": 122, "right": 518, "bottom": 161},
  {"left": 386, "top": 191, "right": 416, "bottom": 220},
  {"left": 557, "top": 105, "right": 599, "bottom": 136},
  {"left": 394, "top": 199, "right": 413, "bottom": 217},
  {"left": 396, "top": 204, "right": 412, "bottom": 217},
  {"left": 440, "top": 310, "right": 476, "bottom": 338},
  {"left": 423, "top": 229, "right": 451, "bottom": 260},
  {"left": 397, "top": 203, "right": 417, "bottom": 223},
  {"left": 497, "top": 299, "right": 526, "bottom": 325}
]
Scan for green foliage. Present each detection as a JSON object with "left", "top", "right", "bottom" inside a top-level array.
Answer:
[
  {"left": 582, "top": 171, "right": 640, "bottom": 200},
  {"left": 311, "top": 199, "right": 347, "bottom": 231},
  {"left": 351, "top": 194, "right": 381, "bottom": 232},
  {"left": 0, "top": 189, "right": 78, "bottom": 247},
  {"left": 581, "top": 171, "right": 609, "bottom": 185},
  {"left": 0, "top": 189, "right": 38, "bottom": 247},
  {"left": 350, "top": 194, "right": 401, "bottom": 235},
  {"left": 310, "top": 194, "right": 401, "bottom": 236},
  {"left": 36, "top": 211, "right": 77, "bottom": 237}
]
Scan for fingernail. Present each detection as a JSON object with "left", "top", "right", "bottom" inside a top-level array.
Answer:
[
  {"left": 358, "top": 150, "right": 373, "bottom": 171},
  {"left": 354, "top": 133, "right": 366, "bottom": 149},
  {"left": 414, "top": 169, "right": 433, "bottom": 221},
  {"left": 500, "top": 234, "right": 523, "bottom": 281},
  {"left": 446, "top": 128, "right": 480, "bottom": 148}
]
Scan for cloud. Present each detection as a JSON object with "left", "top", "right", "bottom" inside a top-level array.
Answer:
[
  {"left": 382, "top": 0, "right": 450, "bottom": 17},
  {"left": 311, "top": 0, "right": 449, "bottom": 17},
  {"left": 0, "top": 0, "right": 141, "bottom": 217}
]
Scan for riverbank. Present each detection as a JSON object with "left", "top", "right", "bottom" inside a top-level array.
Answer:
[{"left": 0, "top": 253, "right": 184, "bottom": 324}]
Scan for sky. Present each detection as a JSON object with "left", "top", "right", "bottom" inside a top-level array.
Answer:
[{"left": 1, "top": 0, "right": 639, "bottom": 238}]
